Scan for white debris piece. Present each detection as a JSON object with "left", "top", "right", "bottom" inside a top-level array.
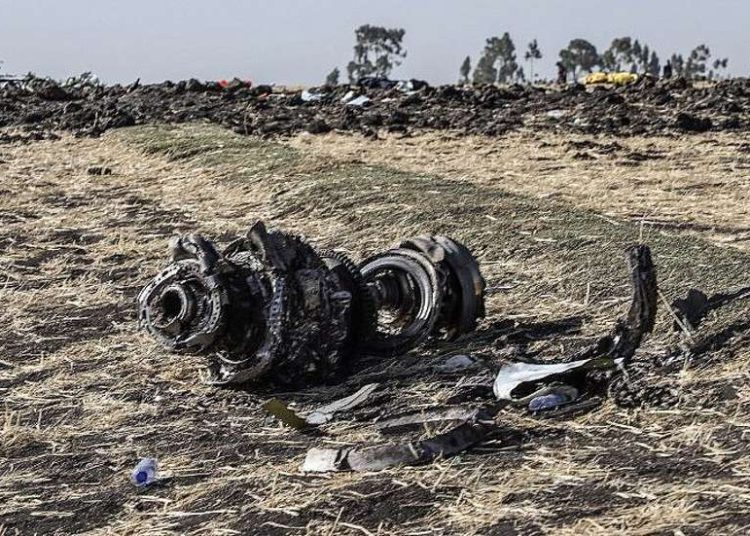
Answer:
[
  {"left": 435, "top": 354, "right": 479, "bottom": 373},
  {"left": 345, "top": 95, "right": 371, "bottom": 107},
  {"left": 493, "top": 358, "right": 622, "bottom": 401}
]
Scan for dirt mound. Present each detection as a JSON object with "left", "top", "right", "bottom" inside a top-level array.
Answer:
[{"left": 1, "top": 75, "right": 749, "bottom": 138}]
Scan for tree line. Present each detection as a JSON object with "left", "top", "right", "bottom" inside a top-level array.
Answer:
[
  {"left": 462, "top": 34, "right": 730, "bottom": 83},
  {"left": 330, "top": 25, "right": 731, "bottom": 85}
]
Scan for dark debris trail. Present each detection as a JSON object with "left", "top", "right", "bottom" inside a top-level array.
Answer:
[{"left": 2, "top": 75, "right": 749, "bottom": 139}]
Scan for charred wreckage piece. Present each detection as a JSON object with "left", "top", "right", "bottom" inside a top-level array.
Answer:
[
  {"left": 304, "top": 244, "right": 659, "bottom": 473},
  {"left": 137, "top": 221, "right": 486, "bottom": 386}
]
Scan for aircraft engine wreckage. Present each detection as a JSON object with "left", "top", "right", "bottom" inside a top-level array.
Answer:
[{"left": 137, "top": 220, "right": 486, "bottom": 385}]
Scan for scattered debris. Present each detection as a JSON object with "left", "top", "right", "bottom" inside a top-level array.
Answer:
[
  {"left": 493, "top": 358, "right": 617, "bottom": 403},
  {"left": 301, "top": 89, "right": 324, "bottom": 103},
  {"left": 262, "top": 399, "right": 309, "bottom": 429},
  {"left": 3, "top": 75, "right": 749, "bottom": 138},
  {"left": 302, "top": 407, "right": 494, "bottom": 472},
  {"left": 131, "top": 458, "right": 158, "bottom": 487},
  {"left": 264, "top": 383, "right": 382, "bottom": 428},
  {"left": 306, "top": 383, "right": 380, "bottom": 425},
  {"left": 357, "top": 77, "right": 397, "bottom": 90},
  {"left": 294, "top": 245, "right": 658, "bottom": 473},
  {"left": 376, "top": 406, "right": 486, "bottom": 434},
  {"left": 137, "top": 221, "right": 485, "bottom": 386},
  {"left": 434, "top": 354, "right": 480, "bottom": 373},
  {"left": 494, "top": 244, "right": 656, "bottom": 405},
  {"left": 87, "top": 166, "right": 111, "bottom": 176},
  {"left": 345, "top": 95, "right": 371, "bottom": 107},
  {"left": 675, "top": 112, "right": 712, "bottom": 132},
  {"left": 671, "top": 285, "right": 750, "bottom": 332},
  {"left": 528, "top": 385, "right": 579, "bottom": 412},
  {"left": 671, "top": 288, "right": 710, "bottom": 331}
]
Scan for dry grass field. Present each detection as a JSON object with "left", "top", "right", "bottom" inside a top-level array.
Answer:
[{"left": 2, "top": 123, "right": 750, "bottom": 535}]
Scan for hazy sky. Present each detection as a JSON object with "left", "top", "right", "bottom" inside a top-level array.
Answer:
[{"left": 1, "top": 0, "right": 747, "bottom": 85}]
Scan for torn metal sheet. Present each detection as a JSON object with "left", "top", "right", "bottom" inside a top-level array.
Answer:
[
  {"left": 302, "top": 416, "right": 492, "bottom": 472},
  {"left": 263, "top": 383, "right": 380, "bottom": 428},
  {"left": 493, "top": 244, "right": 656, "bottom": 404},
  {"left": 306, "top": 383, "right": 380, "bottom": 425},
  {"left": 376, "top": 406, "right": 485, "bottom": 434},
  {"left": 606, "top": 244, "right": 657, "bottom": 363}
]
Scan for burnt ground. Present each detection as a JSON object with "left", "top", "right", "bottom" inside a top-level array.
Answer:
[{"left": 1, "top": 123, "right": 750, "bottom": 535}]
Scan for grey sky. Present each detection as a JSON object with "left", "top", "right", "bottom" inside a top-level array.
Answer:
[{"left": 1, "top": 0, "right": 747, "bottom": 85}]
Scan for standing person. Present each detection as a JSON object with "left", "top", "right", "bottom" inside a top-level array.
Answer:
[
  {"left": 663, "top": 60, "right": 673, "bottom": 79},
  {"left": 556, "top": 61, "right": 568, "bottom": 84}
]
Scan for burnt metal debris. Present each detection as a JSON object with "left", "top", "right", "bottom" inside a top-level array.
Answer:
[
  {"left": 137, "top": 220, "right": 486, "bottom": 386},
  {"left": 299, "top": 244, "right": 660, "bottom": 473},
  {"left": 3, "top": 73, "right": 750, "bottom": 139}
]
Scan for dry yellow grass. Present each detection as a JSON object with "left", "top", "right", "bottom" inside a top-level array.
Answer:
[
  {"left": 288, "top": 131, "right": 750, "bottom": 249},
  {"left": 1, "top": 124, "right": 750, "bottom": 535}
]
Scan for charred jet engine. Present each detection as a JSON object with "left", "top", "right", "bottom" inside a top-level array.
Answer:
[{"left": 137, "top": 221, "right": 485, "bottom": 386}]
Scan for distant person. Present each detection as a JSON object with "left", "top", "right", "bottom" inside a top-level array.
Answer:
[
  {"left": 663, "top": 60, "right": 673, "bottom": 79},
  {"left": 556, "top": 62, "right": 568, "bottom": 85}
]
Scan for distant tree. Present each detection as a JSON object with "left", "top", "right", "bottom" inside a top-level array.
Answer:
[
  {"left": 524, "top": 39, "right": 542, "bottom": 81},
  {"left": 601, "top": 37, "right": 634, "bottom": 71},
  {"left": 640, "top": 44, "right": 652, "bottom": 72},
  {"left": 472, "top": 52, "right": 497, "bottom": 84},
  {"left": 670, "top": 53, "right": 685, "bottom": 77},
  {"left": 685, "top": 44, "right": 711, "bottom": 79},
  {"left": 601, "top": 37, "right": 660, "bottom": 75},
  {"left": 325, "top": 67, "right": 340, "bottom": 86},
  {"left": 346, "top": 25, "right": 407, "bottom": 82},
  {"left": 459, "top": 56, "right": 472, "bottom": 84},
  {"left": 559, "top": 39, "right": 600, "bottom": 80},
  {"left": 710, "top": 57, "right": 729, "bottom": 80},
  {"left": 495, "top": 33, "right": 520, "bottom": 83},
  {"left": 472, "top": 32, "right": 521, "bottom": 84},
  {"left": 630, "top": 39, "right": 643, "bottom": 73}
]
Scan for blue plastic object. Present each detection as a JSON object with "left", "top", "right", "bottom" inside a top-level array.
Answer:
[
  {"left": 131, "top": 458, "right": 157, "bottom": 487},
  {"left": 528, "top": 390, "right": 577, "bottom": 412}
]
